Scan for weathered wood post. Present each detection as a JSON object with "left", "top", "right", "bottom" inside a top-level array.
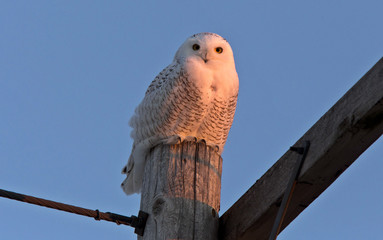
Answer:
[{"left": 138, "top": 139, "right": 222, "bottom": 240}]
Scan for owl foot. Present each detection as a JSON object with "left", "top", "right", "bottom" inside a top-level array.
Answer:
[
  {"left": 184, "top": 136, "right": 197, "bottom": 142},
  {"left": 213, "top": 145, "right": 220, "bottom": 152},
  {"left": 197, "top": 139, "right": 219, "bottom": 152},
  {"left": 204, "top": 140, "right": 220, "bottom": 152},
  {"left": 161, "top": 135, "right": 182, "bottom": 145}
]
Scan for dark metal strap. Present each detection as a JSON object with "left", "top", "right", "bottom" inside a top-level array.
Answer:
[{"left": 268, "top": 140, "right": 310, "bottom": 240}]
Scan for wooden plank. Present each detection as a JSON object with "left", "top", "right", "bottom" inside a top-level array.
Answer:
[
  {"left": 219, "top": 57, "right": 383, "bottom": 240},
  {"left": 139, "top": 140, "right": 222, "bottom": 240}
]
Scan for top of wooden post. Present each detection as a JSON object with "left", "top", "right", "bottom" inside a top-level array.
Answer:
[{"left": 139, "top": 140, "right": 223, "bottom": 239}]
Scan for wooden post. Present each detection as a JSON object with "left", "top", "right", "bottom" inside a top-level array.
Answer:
[{"left": 138, "top": 140, "right": 222, "bottom": 240}]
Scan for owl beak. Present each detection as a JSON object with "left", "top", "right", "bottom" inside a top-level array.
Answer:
[{"left": 202, "top": 52, "right": 208, "bottom": 63}]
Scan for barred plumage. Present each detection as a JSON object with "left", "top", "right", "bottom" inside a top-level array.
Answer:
[{"left": 122, "top": 33, "right": 239, "bottom": 194}]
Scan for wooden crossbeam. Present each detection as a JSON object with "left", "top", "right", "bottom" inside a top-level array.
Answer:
[{"left": 219, "top": 57, "right": 383, "bottom": 240}]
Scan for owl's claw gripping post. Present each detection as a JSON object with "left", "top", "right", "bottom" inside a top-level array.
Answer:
[
  {"left": 214, "top": 145, "right": 220, "bottom": 152},
  {"left": 162, "top": 135, "right": 182, "bottom": 145},
  {"left": 185, "top": 136, "right": 198, "bottom": 142}
]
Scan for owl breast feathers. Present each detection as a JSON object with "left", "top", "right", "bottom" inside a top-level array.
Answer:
[{"left": 122, "top": 32, "right": 239, "bottom": 195}]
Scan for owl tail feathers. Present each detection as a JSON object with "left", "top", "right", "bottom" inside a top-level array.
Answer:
[
  {"left": 121, "top": 162, "right": 142, "bottom": 195},
  {"left": 121, "top": 175, "right": 141, "bottom": 195},
  {"left": 121, "top": 152, "right": 147, "bottom": 195},
  {"left": 121, "top": 137, "right": 163, "bottom": 195}
]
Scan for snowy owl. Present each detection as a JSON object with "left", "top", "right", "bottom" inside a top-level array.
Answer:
[{"left": 121, "top": 32, "right": 239, "bottom": 195}]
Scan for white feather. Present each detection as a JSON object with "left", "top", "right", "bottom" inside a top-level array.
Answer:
[{"left": 121, "top": 33, "right": 239, "bottom": 195}]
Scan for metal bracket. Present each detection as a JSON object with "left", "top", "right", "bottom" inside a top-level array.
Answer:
[
  {"left": 105, "top": 210, "right": 149, "bottom": 236},
  {"left": 268, "top": 140, "right": 310, "bottom": 240},
  {"left": 133, "top": 210, "right": 149, "bottom": 236}
]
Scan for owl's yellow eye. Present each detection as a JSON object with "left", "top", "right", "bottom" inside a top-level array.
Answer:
[
  {"left": 215, "top": 47, "right": 223, "bottom": 54},
  {"left": 192, "top": 44, "right": 200, "bottom": 51}
]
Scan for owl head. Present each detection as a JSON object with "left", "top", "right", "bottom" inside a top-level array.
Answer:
[{"left": 174, "top": 32, "right": 235, "bottom": 66}]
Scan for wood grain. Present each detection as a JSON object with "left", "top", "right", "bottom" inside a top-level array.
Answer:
[
  {"left": 139, "top": 140, "right": 222, "bottom": 240},
  {"left": 219, "top": 57, "right": 383, "bottom": 240}
]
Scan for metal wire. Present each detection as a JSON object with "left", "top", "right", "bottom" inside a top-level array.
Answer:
[{"left": 0, "top": 188, "right": 148, "bottom": 236}]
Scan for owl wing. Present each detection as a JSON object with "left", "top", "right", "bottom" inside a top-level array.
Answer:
[
  {"left": 122, "top": 61, "right": 208, "bottom": 194},
  {"left": 131, "top": 62, "right": 188, "bottom": 141}
]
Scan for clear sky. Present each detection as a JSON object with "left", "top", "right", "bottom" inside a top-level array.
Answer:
[{"left": 1, "top": 1, "right": 382, "bottom": 239}]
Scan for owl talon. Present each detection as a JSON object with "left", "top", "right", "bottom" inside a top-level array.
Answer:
[
  {"left": 214, "top": 145, "right": 220, "bottom": 152},
  {"left": 185, "top": 136, "right": 197, "bottom": 142},
  {"left": 162, "top": 135, "right": 182, "bottom": 145}
]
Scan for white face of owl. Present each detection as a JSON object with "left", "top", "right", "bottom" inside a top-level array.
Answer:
[{"left": 174, "top": 33, "right": 235, "bottom": 66}]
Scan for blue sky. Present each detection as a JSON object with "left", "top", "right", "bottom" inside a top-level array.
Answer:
[{"left": 1, "top": 1, "right": 382, "bottom": 239}]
